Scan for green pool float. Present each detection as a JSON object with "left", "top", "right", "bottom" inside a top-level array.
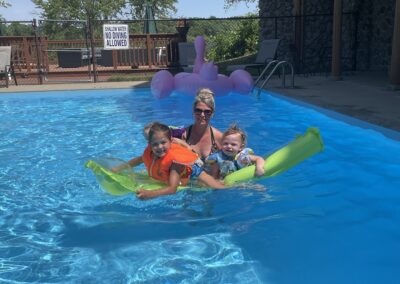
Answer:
[{"left": 85, "top": 127, "right": 324, "bottom": 195}]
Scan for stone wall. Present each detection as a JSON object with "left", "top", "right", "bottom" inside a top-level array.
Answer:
[
  {"left": 368, "top": 0, "right": 395, "bottom": 71},
  {"left": 258, "top": 0, "right": 396, "bottom": 73}
]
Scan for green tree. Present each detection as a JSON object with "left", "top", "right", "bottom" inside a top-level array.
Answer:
[
  {"left": 0, "top": 0, "right": 34, "bottom": 37},
  {"left": 5, "top": 22, "right": 34, "bottom": 36},
  {"left": 0, "top": 1, "right": 10, "bottom": 8},
  {"left": 224, "top": 0, "right": 257, "bottom": 8},
  {"left": 32, "top": 0, "right": 178, "bottom": 39},
  {"left": 187, "top": 15, "right": 259, "bottom": 62},
  {"left": 32, "top": 0, "right": 126, "bottom": 21},
  {"left": 32, "top": 0, "right": 177, "bottom": 21},
  {"left": 0, "top": 0, "right": 10, "bottom": 19},
  {"left": 124, "top": 0, "right": 177, "bottom": 19}
]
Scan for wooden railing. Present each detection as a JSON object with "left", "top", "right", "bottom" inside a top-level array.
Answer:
[
  {"left": 0, "top": 36, "right": 45, "bottom": 73},
  {"left": 0, "top": 33, "right": 181, "bottom": 76}
]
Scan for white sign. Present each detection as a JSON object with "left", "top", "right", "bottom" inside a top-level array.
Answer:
[{"left": 103, "top": 24, "right": 129, "bottom": 50}]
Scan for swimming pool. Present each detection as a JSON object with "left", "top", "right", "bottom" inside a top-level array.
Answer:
[{"left": 0, "top": 88, "right": 399, "bottom": 283}]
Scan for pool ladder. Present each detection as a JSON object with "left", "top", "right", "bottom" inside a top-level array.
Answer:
[{"left": 253, "top": 60, "right": 295, "bottom": 94}]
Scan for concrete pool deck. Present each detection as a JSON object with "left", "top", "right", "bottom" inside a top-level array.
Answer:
[
  {"left": 1, "top": 71, "right": 399, "bottom": 134},
  {"left": 267, "top": 71, "right": 400, "bottom": 134}
]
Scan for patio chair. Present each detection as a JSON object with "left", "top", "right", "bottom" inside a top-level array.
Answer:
[
  {"left": 0, "top": 46, "right": 18, "bottom": 87},
  {"left": 226, "top": 39, "right": 281, "bottom": 74},
  {"left": 178, "top": 42, "right": 196, "bottom": 72}
]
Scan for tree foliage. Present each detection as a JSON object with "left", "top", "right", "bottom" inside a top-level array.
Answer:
[
  {"left": 186, "top": 14, "right": 259, "bottom": 62},
  {"left": 31, "top": 0, "right": 177, "bottom": 40},
  {"left": 224, "top": 0, "right": 257, "bottom": 8},
  {"left": 0, "top": 1, "right": 10, "bottom": 8},
  {"left": 32, "top": 0, "right": 126, "bottom": 21},
  {"left": 0, "top": 22, "right": 34, "bottom": 36},
  {"left": 124, "top": 0, "right": 177, "bottom": 19},
  {"left": 32, "top": 0, "right": 177, "bottom": 21},
  {"left": 0, "top": 0, "right": 10, "bottom": 19}
]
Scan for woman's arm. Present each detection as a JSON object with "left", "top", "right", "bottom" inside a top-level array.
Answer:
[
  {"left": 197, "top": 171, "right": 225, "bottom": 189},
  {"left": 136, "top": 163, "right": 183, "bottom": 200},
  {"left": 249, "top": 155, "right": 265, "bottom": 177},
  {"left": 180, "top": 128, "right": 188, "bottom": 141},
  {"left": 208, "top": 161, "right": 220, "bottom": 179}
]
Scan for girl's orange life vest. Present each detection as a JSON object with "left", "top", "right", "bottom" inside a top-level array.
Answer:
[{"left": 142, "top": 143, "right": 199, "bottom": 185}]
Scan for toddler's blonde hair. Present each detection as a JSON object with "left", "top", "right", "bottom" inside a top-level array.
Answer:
[{"left": 222, "top": 124, "right": 247, "bottom": 146}]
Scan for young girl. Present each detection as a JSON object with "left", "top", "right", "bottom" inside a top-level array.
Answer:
[
  {"left": 114, "top": 122, "right": 224, "bottom": 200},
  {"left": 206, "top": 124, "right": 265, "bottom": 179}
]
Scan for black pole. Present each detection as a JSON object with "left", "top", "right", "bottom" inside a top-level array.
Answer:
[{"left": 88, "top": 18, "right": 97, "bottom": 83}]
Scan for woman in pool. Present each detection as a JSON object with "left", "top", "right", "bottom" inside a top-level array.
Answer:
[
  {"left": 180, "top": 88, "right": 223, "bottom": 162},
  {"left": 113, "top": 122, "right": 224, "bottom": 200}
]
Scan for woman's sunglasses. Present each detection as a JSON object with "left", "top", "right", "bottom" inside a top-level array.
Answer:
[{"left": 194, "top": 108, "right": 213, "bottom": 116}]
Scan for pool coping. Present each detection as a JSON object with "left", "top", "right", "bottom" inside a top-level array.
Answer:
[{"left": 0, "top": 81, "right": 149, "bottom": 93}]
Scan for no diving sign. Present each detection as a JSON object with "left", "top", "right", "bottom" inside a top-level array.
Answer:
[{"left": 103, "top": 24, "right": 129, "bottom": 50}]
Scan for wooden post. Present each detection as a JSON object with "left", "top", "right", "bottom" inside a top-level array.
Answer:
[
  {"left": 146, "top": 34, "right": 153, "bottom": 67},
  {"left": 112, "top": 50, "right": 118, "bottom": 70},
  {"left": 331, "top": 0, "right": 342, "bottom": 80},
  {"left": 390, "top": 0, "right": 400, "bottom": 88},
  {"left": 32, "top": 19, "right": 43, "bottom": 84},
  {"left": 22, "top": 37, "right": 32, "bottom": 73}
]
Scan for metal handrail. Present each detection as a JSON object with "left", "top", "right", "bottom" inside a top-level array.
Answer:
[
  {"left": 255, "top": 60, "right": 294, "bottom": 93},
  {"left": 253, "top": 60, "right": 279, "bottom": 87}
]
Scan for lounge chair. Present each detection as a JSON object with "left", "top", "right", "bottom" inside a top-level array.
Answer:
[
  {"left": 0, "top": 46, "right": 18, "bottom": 87},
  {"left": 178, "top": 42, "right": 196, "bottom": 72},
  {"left": 226, "top": 39, "right": 281, "bottom": 74}
]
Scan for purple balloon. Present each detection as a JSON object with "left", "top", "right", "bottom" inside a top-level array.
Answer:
[
  {"left": 230, "top": 69, "right": 254, "bottom": 94},
  {"left": 150, "top": 70, "right": 174, "bottom": 99},
  {"left": 174, "top": 72, "right": 233, "bottom": 96},
  {"left": 193, "top": 36, "right": 206, "bottom": 74},
  {"left": 150, "top": 36, "right": 254, "bottom": 99},
  {"left": 151, "top": 68, "right": 254, "bottom": 98}
]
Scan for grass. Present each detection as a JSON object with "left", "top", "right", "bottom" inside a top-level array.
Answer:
[{"left": 107, "top": 73, "right": 155, "bottom": 82}]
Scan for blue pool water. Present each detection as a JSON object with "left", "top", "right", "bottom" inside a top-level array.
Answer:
[{"left": 0, "top": 88, "right": 399, "bottom": 283}]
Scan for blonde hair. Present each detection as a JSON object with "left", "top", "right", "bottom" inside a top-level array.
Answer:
[
  {"left": 193, "top": 88, "right": 215, "bottom": 112},
  {"left": 222, "top": 124, "right": 247, "bottom": 146}
]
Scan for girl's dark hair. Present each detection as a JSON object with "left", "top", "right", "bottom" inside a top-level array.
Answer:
[{"left": 148, "top": 122, "right": 172, "bottom": 142}]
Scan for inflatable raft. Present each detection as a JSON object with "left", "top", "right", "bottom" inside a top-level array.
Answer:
[{"left": 85, "top": 128, "right": 323, "bottom": 196}]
